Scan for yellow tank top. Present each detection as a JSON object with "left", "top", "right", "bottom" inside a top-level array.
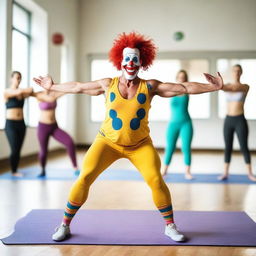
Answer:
[{"left": 99, "top": 77, "right": 151, "bottom": 146}]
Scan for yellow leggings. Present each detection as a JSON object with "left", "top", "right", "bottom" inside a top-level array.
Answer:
[
  {"left": 63, "top": 134, "right": 173, "bottom": 225},
  {"left": 68, "top": 134, "right": 172, "bottom": 207}
]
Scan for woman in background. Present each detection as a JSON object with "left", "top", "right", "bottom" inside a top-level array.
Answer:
[
  {"left": 162, "top": 70, "right": 194, "bottom": 179},
  {"left": 219, "top": 64, "right": 256, "bottom": 181},
  {"left": 32, "top": 85, "right": 79, "bottom": 177},
  {"left": 4, "top": 71, "right": 33, "bottom": 177}
]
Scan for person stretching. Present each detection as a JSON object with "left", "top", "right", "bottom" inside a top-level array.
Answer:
[
  {"left": 4, "top": 71, "right": 33, "bottom": 177},
  {"left": 219, "top": 64, "right": 256, "bottom": 181},
  {"left": 32, "top": 89, "right": 79, "bottom": 177},
  {"left": 162, "top": 70, "right": 194, "bottom": 180}
]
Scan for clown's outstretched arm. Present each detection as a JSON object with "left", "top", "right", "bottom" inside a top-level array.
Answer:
[
  {"left": 33, "top": 75, "right": 111, "bottom": 96},
  {"left": 150, "top": 72, "right": 223, "bottom": 98}
]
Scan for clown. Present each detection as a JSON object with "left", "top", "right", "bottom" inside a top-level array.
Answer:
[{"left": 34, "top": 32, "right": 223, "bottom": 242}]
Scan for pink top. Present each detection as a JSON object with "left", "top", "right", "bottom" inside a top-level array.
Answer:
[{"left": 39, "top": 101, "right": 57, "bottom": 110}]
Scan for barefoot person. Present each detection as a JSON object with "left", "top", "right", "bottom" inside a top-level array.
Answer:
[
  {"left": 32, "top": 88, "right": 79, "bottom": 177},
  {"left": 162, "top": 70, "right": 194, "bottom": 180},
  {"left": 4, "top": 71, "right": 33, "bottom": 177},
  {"left": 34, "top": 32, "right": 223, "bottom": 242},
  {"left": 219, "top": 64, "right": 256, "bottom": 181}
]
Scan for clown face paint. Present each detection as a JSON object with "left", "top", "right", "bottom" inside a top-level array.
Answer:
[{"left": 121, "top": 47, "right": 141, "bottom": 80}]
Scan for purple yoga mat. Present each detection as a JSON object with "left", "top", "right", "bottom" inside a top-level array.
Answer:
[{"left": 2, "top": 210, "right": 256, "bottom": 246}]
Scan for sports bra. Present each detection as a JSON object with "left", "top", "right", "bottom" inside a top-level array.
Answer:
[
  {"left": 6, "top": 97, "right": 24, "bottom": 109},
  {"left": 39, "top": 101, "right": 57, "bottom": 110},
  {"left": 225, "top": 91, "right": 246, "bottom": 102}
]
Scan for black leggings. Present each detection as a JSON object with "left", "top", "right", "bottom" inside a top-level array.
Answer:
[
  {"left": 224, "top": 114, "right": 251, "bottom": 164},
  {"left": 5, "top": 119, "right": 26, "bottom": 173}
]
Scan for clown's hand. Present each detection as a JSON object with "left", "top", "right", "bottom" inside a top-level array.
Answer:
[
  {"left": 33, "top": 75, "right": 54, "bottom": 91},
  {"left": 203, "top": 72, "right": 223, "bottom": 90}
]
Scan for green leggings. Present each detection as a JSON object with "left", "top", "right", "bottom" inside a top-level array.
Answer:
[{"left": 164, "top": 120, "right": 193, "bottom": 166}]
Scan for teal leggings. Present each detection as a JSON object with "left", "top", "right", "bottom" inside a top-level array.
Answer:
[{"left": 164, "top": 120, "right": 193, "bottom": 166}]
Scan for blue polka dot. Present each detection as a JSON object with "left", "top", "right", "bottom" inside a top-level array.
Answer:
[
  {"left": 110, "top": 92, "right": 116, "bottom": 102},
  {"left": 130, "top": 118, "right": 141, "bottom": 130},
  {"left": 137, "top": 108, "right": 146, "bottom": 119},
  {"left": 112, "top": 118, "right": 122, "bottom": 130},
  {"left": 109, "top": 109, "right": 117, "bottom": 118},
  {"left": 137, "top": 93, "right": 146, "bottom": 104},
  {"left": 109, "top": 109, "right": 122, "bottom": 130},
  {"left": 130, "top": 108, "right": 146, "bottom": 130}
]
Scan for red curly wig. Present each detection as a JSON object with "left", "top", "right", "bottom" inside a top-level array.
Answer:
[{"left": 109, "top": 32, "right": 157, "bottom": 71}]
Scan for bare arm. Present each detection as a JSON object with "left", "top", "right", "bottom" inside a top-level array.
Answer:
[
  {"left": 31, "top": 90, "right": 66, "bottom": 101},
  {"left": 150, "top": 72, "right": 223, "bottom": 98},
  {"left": 4, "top": 87, "right": 33, "bottom": 99},
  {"left": 33, "top": 75, "right": 111, "bottom": 96},
  {"left": 4, "top": 89, "right": 23, "bottom": 99},
  {"left": 21, "top": 87, "right": 33, "bottom": 98},
  {"left": 222, "top": 83, "right": 249, "bottom": 92},
  {"left": 32, "top": 77, "right": 66, "bottom": 99},
  {"left": 31, "top": 91, "right": 57, "bottom": 102}
]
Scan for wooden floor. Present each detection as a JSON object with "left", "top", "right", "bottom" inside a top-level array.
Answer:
[{"left": 0, "top": 149, "right": 256, "bottom": 256}]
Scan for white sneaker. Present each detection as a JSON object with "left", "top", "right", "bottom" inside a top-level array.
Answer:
[
  {"left": 165, "top": 223, "right": 185, "bottom": 242},
  {"left": 52, "top": 224, "right": 71, "bottom": 241}
]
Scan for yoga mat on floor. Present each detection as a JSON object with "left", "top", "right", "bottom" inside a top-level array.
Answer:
[
  {"left": 0, "top": 166, "right": 256, "bottom": 184},
  {"left": 2, "top": 210, "right": 256, "bottom": 246}
]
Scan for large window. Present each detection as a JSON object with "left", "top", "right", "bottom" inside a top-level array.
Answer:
[
  {"left": 90, "top": 59, "right": 210, "bottom": 122},
  {"left": 218, "top": 59, "right": 256, "bottom": 119},
  {"left": 12, "top": 2, "right": 31, "bottom": 123},
  {"left": 0, "top": 1, "right": 47, "bottom": 129}
]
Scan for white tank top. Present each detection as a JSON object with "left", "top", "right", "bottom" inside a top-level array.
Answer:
[{"left": 225, "top": 91, "right": 246, "bottom": 102}]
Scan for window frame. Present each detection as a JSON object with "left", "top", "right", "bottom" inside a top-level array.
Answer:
[
  {"left": 0, "top": 0, "right": 48, "bottom": 131},
  {"left": 12, "top": 1, "right": 32, "bottom": 125}
]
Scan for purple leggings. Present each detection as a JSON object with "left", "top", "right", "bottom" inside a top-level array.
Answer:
[{"left": 37, "top": 122, "right": 77, "bottom": 169}]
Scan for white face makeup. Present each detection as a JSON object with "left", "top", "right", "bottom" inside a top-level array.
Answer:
[{"left": 121, "top": 47, "right": 141, "bottom": 80}]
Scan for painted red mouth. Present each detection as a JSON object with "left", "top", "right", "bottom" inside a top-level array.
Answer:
[{"left": 123, "top": 65, "right": 139, "bottom": 75}]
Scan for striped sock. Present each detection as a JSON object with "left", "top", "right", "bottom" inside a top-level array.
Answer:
[
  {"left": 62, "top": 201, "right": 82, "bottom": 226},
  {"left": 158, "top": 205, "right": 174, "bottom": 225}
]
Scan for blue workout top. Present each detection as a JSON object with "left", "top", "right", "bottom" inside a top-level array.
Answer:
[{"left": 169, "top": 95, "right": 191, "bottom": 122}]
